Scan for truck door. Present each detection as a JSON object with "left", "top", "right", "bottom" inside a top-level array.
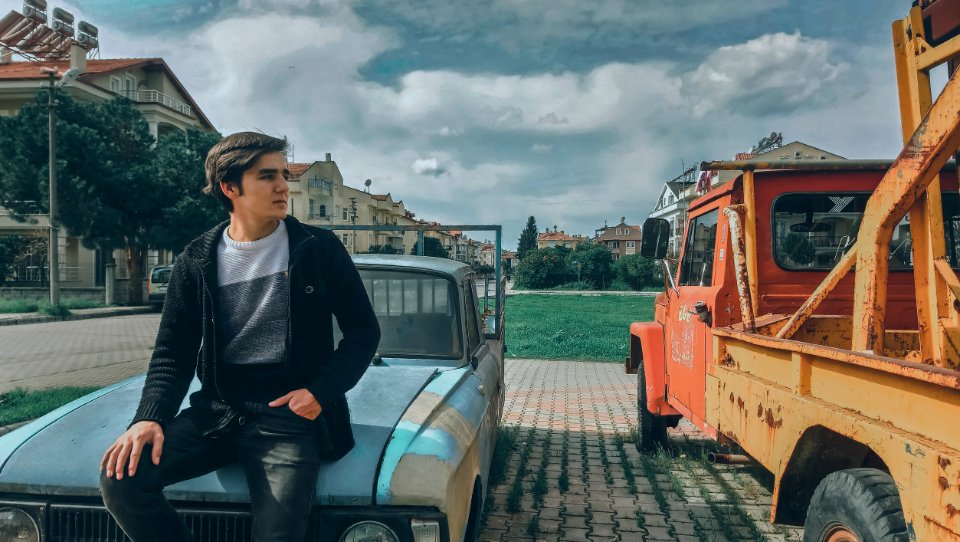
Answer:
[{"left": 665, "top": 209, "right": 719, "bottom": 428}]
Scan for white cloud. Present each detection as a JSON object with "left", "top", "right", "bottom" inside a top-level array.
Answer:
[
  {"left": 411, "top": 158, "right": 446, "bottom": 177},
  {"left": 531, "top": 143, "right": 552, "bottom": 154},
  {"left": 682, "top": 32, "right": 847, "bottom": 117},
  {"left": 0, "top": 0, "right": 903, "bottom": 247}
]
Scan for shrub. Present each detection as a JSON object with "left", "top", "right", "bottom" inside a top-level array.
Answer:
[
  {"left": 513, "top": 247, "right": 573, "bottom": 289},
  {"left": 612, "top": 254, "right": 660, "bottom": 290}
]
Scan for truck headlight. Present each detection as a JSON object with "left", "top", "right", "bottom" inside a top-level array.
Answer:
[
  {"left": 340, "top": 521, "right": 398, "bottom": 542},
  {"left": 411, "top": 519, "right": 440, "bottom": 542},
  {"left": 0, "top": 507, "right": 39, "bottom": 542}
]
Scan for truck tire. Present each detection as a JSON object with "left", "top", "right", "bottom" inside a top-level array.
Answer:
[
  {"left": 635, "top": 358, "right": 669, "bottom": 453},
  {"left": 803, "top": 468, "right": 908, "bottom": 542}
]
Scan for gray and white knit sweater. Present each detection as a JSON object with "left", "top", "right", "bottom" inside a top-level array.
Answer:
[{"left": 216, "top": 221, "right": 294, "bottom": 404}]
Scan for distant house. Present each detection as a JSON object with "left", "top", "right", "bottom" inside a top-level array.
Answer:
[
  {"left": 715, "top": 141, "right": 845, "bottom": 186},
  {"left": 648, "top": 167, "right": 698, "bottom": 257},
  {"left": 537, "top": 228, "right": 585, "bottom": 249},
  {"left": 0, "top": 51, "right": 215, "bottom": 300},
  {"left": 648, "top": 141, "right": 845, "bottom": 256},
  {"left": 593, "top": 217, "right": 642, "bottom": 261}
]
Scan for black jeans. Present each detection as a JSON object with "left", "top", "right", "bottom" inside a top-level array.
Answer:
[{"left": 100, "top": 406, "right": 322, "bottom": 542}]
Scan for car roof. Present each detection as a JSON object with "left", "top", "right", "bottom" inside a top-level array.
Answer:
[{"left": 351, "top": 254, "right": 473, "bottom": 281}]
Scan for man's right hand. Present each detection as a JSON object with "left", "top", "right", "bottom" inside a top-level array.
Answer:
[{"left": 100, "top": 421, "right": 164, "bottom": 480}]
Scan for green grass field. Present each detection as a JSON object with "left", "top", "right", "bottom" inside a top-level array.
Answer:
[
  {"left": 504, "top": 294, "right": 655, "bottom": 362},
  {"left": 0, "top": 387, "right": 98, "bottom": 427}
]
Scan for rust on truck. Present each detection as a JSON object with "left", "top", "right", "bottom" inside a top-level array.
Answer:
[{"left": 629, "top": 2, "right": 960, "bottom": 540}]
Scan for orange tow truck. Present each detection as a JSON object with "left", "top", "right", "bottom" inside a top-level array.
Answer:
[{"left": 628, "top": 2, "right": 960, "bottom": 540}]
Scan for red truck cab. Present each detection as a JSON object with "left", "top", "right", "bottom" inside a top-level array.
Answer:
[{"left": 628, "top": 165, "right": 960, "bottom": 450}]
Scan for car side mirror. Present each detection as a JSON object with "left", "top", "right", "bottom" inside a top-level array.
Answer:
[{"left": 641, "top": 218, "right": 670, "bottom": 260}]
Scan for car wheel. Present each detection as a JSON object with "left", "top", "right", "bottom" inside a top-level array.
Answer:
[
  {"left": 803, "top": 468, "right": 908, "bottom": 542},
  {"left": 634, "top": 357, "right": 671, "bottom": 453},
  {"left": 462, "top": 478, "right": 483, "bottom": 542}
]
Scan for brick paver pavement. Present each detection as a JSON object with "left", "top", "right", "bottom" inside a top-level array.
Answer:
[
  {"left": 0, "top": 314, "right": 159, "bottom": 393},
  {"left": 485, "top": 359, "right": 803, "bottom": 542}
]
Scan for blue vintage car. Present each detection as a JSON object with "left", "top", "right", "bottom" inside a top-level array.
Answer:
[{"left": 0, "top": 255, "right": 505, "bottom": 542}]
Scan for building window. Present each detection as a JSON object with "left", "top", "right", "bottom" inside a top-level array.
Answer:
[
  {"left": 626, "top": 241, "right": 635, "bottom": 248},
  {"left": 124, "top": 76, "right": 135, "bottom": 96},
  {"left": 319, "top": 204, "right": 326, "bottom": 217},
  {"left": 110, "top": 77, "right": 121, "bottom": 93},
  {"left": 669, "top": 195, "right": 675, "bottom": 205},
  {"left": 343, "top": 209, "right": 348, "bottom": 220}
]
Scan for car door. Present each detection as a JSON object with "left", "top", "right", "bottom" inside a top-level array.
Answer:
[
  {"left": 463, "top": 277, "right": 500, "bottom": 481},
  {"left": 664, "top": 209, "right": 719, "bottom": 428}
]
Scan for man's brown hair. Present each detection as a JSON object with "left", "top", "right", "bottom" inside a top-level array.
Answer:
[{"left": 203, "top": 132, "right": 288, "bottom": 212}]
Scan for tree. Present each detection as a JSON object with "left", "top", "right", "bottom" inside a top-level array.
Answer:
[
  {"left": 147, "top": 129, "right": 227, "bottom": 255},
  {"left": 517, "top": 216, "right": 538, "bottom": 260},
  {"left": 513, "top": 247, "right": 574, "bottom": 289},
  {"left": 0, "top": 92, "right": 223, "bottom": 304},
  {"left": 612, "top": 254, "right": 660, "bottom": 290},
  {"left": 472, "top": 262, "right": 495, "bottom": 276},
  {"left": 410, "top": 237, "right": 449, "bottom": 258},
  {"left": 567, "top": 241, "right": 613, "bottom": 289},
  {"left": 365, "top": 244, "right": 402, "bottom": 255},
  {"left": 0, "top": 235, "right": 28, "bottom": 286}
]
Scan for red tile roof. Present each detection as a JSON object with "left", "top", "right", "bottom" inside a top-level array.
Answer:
[
  {"left": 0, "top": 58, "right": 214, "bottom": 129},
  {"left": 538, "top": 231, "right": 582, "bottom": 242},
  {"left": 735, "top": 152, "right": 755, "bottom": 160},
  {"left": 287, "top": 162, "right": 312, "bottom": 179},
  {"left": 0, "top": 58, "right": 154, "bottom": 80}
]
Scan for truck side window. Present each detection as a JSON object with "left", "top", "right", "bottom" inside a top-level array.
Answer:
[
  {"left": 679, "top": 210, "right": 719, "bottom": 287},
  {"left": 772, "top": 192, "right": 960, "bottom": 270}
]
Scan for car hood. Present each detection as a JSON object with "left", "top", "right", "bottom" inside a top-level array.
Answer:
[{"left": 0, "top": 365, "right": 438, "bottom": 506}]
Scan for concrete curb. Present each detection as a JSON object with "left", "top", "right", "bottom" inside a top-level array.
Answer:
[{"left": 0, "top": 306, "right": 153, "bottom": 327}]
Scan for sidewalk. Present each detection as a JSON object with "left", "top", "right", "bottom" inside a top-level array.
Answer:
[
  {"left": 483, "top": 359, "right": 802, "bottom": 541},
  {"left": 0, "top": 305, "right": 153, "bottom": 326}
]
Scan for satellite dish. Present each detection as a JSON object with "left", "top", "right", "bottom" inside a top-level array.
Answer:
[{"left": 364, "top": 179, "right": 372, "bottom": 187}]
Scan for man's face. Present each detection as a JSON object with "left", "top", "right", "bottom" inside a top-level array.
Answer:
[{"left": 222, "top": 151, "right": 289, "bottom": 222}]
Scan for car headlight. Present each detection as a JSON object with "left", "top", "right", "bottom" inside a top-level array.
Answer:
[
  {"left": 0, "top": 507, "right": 39, "bottom": 542},
  {"left": 340, "top": 520, "right": 399, "bottom": 542}
]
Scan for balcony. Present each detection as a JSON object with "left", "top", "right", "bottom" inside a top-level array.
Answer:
[
  {"left": 119, "top": 90, "right": 193, "bottom": 117},
  {"left": 308, "top": 179, "right": 332, "bottom": 194}
]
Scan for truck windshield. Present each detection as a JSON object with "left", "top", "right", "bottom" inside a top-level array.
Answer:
[
  {"left": 335, "top": 269, "right": 464, "bottom": 360},
  {"left": 772, "top": 192, "right": 960, "bottom": 270}
]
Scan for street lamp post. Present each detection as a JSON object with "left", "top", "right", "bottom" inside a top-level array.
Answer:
[{"left": 40, "top": 66, "right": 78, "bottom": 307}]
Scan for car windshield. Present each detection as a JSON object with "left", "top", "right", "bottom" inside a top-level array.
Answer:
[
  {"left": 335, "top": 268, "right": 463, "bottom": 359},
  {"left": 151, "top": 267, "right": 172, "bottom": 284},
  {"left": 772, "top": 192, "right": 960, "bottom": 270}
]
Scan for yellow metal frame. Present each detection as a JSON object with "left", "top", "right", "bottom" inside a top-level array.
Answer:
[
  {"left": 772, "top": 6, "right": 960, "bottom": 368},
  {"left": 697, "top": 7, "right": 960, "bottom": 538}
]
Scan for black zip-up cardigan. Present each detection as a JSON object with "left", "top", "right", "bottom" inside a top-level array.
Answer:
[{"left": 131, "top": 216, "right": 381, "bottom": 458}]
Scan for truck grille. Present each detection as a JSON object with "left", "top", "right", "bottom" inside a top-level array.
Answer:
[
  {"left": 47, "top": 504, "right": 253, "bottom": 542},
  {"left": 39, "top": 502, "right": 440, "bottom": 542}
]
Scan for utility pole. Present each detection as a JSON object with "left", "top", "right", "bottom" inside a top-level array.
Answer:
[
  {"left": 43, "top": 68, "right": 60, "bottom": 306},
  {"left": 349, "top": 197, "right": 358, "bottom": 253}
]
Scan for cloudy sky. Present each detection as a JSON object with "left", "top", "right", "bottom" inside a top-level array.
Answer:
[{"left": 1, "top": 0, "right": 920, "bottom": 248}]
